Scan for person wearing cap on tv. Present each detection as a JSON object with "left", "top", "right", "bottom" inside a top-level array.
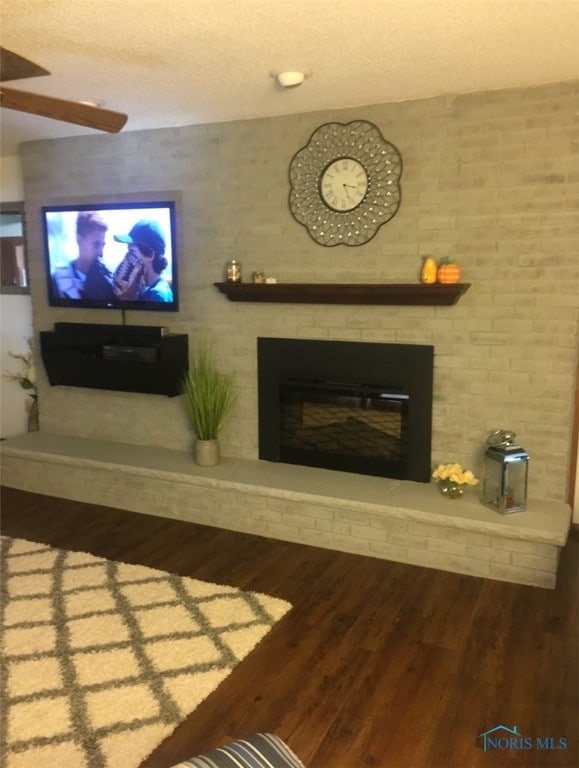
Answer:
[
  {"left": 113, "top": 220, "right": 173, "bottom": 302},
  {"left": 52, "top": 211, "right": 113, "bottom": 299}
]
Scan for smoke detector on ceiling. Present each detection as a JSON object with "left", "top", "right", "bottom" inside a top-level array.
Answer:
[{"left": 276, "top": 71, "right": 306, "bottom": 88}]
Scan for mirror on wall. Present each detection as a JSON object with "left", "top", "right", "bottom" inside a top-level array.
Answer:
[{"left": 1, "top": 202, "right": 29, "bottom": 294}]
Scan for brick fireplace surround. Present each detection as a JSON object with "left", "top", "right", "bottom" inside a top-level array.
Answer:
[{"left": 1, "top": 433, "right": 570, "bottom": 589}]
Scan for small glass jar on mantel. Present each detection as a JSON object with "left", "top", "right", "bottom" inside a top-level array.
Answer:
[
  {"left": 483, "top": 430, "right": 529, "bottom": 514},
  {"left": 225, "top": 260, "right": 242, "bottom": 282}
]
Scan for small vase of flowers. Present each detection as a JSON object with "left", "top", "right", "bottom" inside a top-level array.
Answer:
[
  {"left": 4, "top": 337, "right": 38, "bottom": 431},
  {"left": 432, "top": 462, "right": 478, "bottom": 499}
]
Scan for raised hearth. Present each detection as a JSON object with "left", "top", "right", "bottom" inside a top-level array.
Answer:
[{"left": 0, "top": 433, "right": 571, "bottom": 589}]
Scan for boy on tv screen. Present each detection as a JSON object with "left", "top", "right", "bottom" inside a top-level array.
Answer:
[
  {"left": 112, "top": 220, "right": 173, "bottom": 303},
  {"left": 51, "top": 211, "right": 111, "bottom": 300}
]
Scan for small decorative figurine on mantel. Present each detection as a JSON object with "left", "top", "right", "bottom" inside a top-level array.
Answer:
[
  {"left": 437, "top": 257, "right": 461, "bottom": 284},
  {"left": 420, "top": 256, "right": 437, "bottom": 284}
]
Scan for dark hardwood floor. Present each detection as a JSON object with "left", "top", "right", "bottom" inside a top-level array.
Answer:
[{"left": 1, "top": 486, "right": 577, "bottom": 768}]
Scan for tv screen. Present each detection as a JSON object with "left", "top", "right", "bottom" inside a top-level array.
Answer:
[{"left": 42, "top": 201, "right": 178, "bottom": 312}]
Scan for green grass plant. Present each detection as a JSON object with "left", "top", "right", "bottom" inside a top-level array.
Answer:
[{"left": 182, "top": 345, "right": 238, "bottom": 440}]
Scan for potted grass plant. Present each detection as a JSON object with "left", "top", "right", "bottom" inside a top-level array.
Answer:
[{"left": 182, "top": 345, "right": 238, "bottom": 466}]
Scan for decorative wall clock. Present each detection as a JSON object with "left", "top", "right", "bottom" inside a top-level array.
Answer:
[{"left": 288, "top": 120, "right": 402, "bottom": 247}]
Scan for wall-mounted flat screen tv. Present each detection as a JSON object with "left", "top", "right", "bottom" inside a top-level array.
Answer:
[{"left": 42, "top": 201, "right": 178, "bottom": 312}]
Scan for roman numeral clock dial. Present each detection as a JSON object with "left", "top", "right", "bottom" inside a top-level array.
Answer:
[
  {"left": 288, "top": 120, "right": 403, "bottom": 246},
  {"left": 320, "top": 159, "right": 368, "bottom": 212}
]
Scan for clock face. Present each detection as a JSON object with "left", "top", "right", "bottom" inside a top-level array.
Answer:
[{"left": 320, "top": 158, "right": 368, "bottom": 212}]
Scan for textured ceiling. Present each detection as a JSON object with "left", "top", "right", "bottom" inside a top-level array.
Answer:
[{"left": 1, "top": 0, "right": 578, "bottom": 156}]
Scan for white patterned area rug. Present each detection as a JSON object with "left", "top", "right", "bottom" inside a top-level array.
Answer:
[{"left": 0, "top": 535, "right": 292, "bottom": 768}]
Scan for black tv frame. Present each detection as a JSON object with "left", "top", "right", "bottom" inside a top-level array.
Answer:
[{"left": 41, "top": 196, "right": 180, "bottom": 313}]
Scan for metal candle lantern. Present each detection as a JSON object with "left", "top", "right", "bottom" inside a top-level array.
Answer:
[{"left": 483, "top": 430, "right": 529, "bottom": 514}]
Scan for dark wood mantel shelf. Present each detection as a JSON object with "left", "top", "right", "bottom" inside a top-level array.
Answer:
[{"left": 214, "top": 282, "right": 471, "bottom": 306}]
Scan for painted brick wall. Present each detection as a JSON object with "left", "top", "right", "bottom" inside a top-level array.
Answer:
[{"left": 20, "top": 81, "right": 579, "bottom": 501}]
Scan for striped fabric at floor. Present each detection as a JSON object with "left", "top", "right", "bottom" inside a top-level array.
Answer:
[{"left": 170, "top": 733, "right": 306, "bottom": 768}]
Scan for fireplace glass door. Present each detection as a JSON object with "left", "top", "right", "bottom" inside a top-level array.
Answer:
[
  {"left": 258, "top": 337, "right": 433, "bottom": 482},
  {"left": 279, "top": 378, "right": 409, "bottom": 478}
]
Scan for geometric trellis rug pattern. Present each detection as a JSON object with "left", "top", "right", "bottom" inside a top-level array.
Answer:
[{"left": 0, "top": 536, "right": 292, "bottom": 768}]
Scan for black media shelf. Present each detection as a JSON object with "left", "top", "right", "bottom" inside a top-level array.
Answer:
[{"left": 40, "top": 323, "right": 188, "bottom": 397}]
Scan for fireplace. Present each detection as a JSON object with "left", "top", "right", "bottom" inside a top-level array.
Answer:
[{"left": 257, "top": 338, "right": 434, "bottom": 482}]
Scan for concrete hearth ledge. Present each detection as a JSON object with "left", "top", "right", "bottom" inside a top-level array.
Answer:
[{"left": 0, "top": 432, "right": 570, "bottom": 546}]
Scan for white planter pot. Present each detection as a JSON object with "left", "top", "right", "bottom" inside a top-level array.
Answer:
[{"left": 194, "top": 439, "right": 220, "bottom": 467}]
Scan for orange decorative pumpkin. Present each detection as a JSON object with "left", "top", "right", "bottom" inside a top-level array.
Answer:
[{"left": 437, "top": 258, "right": 461, "bottom": 284}]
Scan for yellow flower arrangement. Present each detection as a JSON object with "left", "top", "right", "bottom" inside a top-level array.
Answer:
[{"left": 432, "top": 463, "right": 479, "bottom": 485}]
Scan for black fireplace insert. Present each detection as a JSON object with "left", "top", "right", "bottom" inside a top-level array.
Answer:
[{"left": 258, "top": 338, "right": 433, "bottom": 482}]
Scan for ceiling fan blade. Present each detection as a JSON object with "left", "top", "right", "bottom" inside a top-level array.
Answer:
[
  {"left": 0, "top": 86, "right": 127, "bottom": 133},
  {"left": 1, "top": 47, "right": 50, "bottom": 82}
]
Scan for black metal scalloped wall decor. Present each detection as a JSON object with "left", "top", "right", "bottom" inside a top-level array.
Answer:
[{"left": 288, "top": 120, "right": 402, "bottom": 247}]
